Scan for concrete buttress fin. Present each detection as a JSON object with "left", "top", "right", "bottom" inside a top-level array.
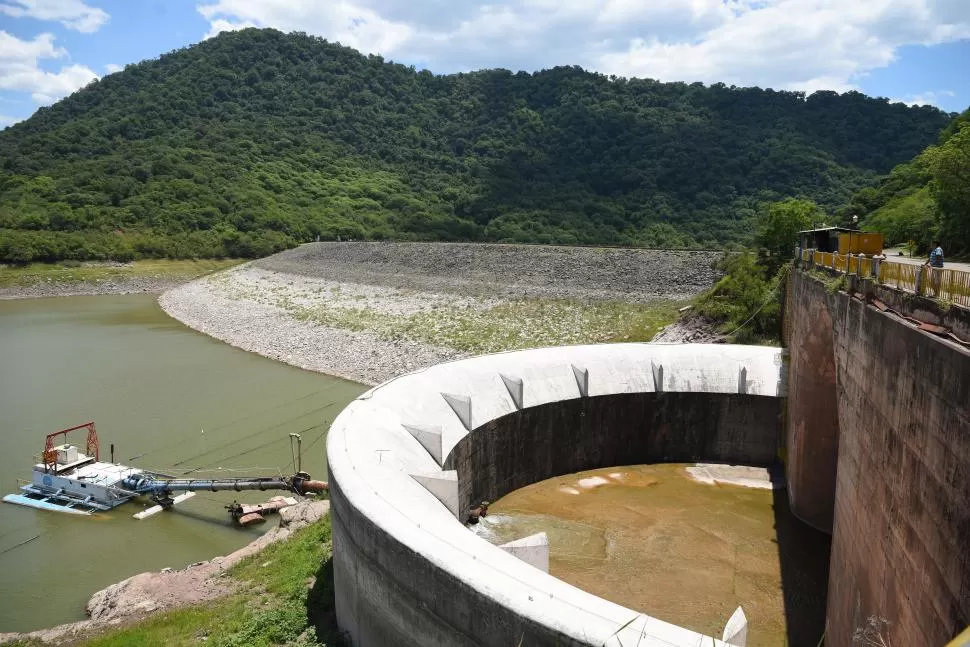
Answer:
[
  {"left": 722, "top": 606, "right": 747, "bottom": 646},
  {"left": 738, "top": 366, "right": 748, "bottom": 395},
  {"left": 402, "top": 424, "right": 443, "bottom": 466},
  {"left": 441, "top": 393, "right": 472, "bottom": 431},
  {"left": 499, "top": 532, "right": 549, "bottom": 573},
  {"left": 410, "top": 470, "right": 460, "bottom": 519},
  {"left": 651, "top": 361, "right": 664, "bottom": 392},
  {"left": 500, "top": 374, "right": 524, "bottom": 410},
  {"left": 571, "top": 365, "right": 589, "bottom": 397}
]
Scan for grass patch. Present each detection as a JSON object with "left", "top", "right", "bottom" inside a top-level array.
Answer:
[
  {"left": 0, "top": 259, "right": 244, "bottom": 288},
  {"left": 291, "top": 297, "right": 683, "bottom": 353},
  {"left": 77, "top": 516, "right": 340, "bottom": 647},
  {"left": 402, "top": 299, "right": 683, "bottom": 353}
]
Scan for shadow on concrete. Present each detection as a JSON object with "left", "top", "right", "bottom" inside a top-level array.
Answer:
[
  {"left": 306, "top": 556, "right": 346, "bottom": 646},
  {"left": 772, "top": 482, "right": 831, "bottom": 647}
]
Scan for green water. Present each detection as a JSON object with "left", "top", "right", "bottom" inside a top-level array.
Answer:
[{"left": 0, "top": 295, "right": 365, "bottom": 633}]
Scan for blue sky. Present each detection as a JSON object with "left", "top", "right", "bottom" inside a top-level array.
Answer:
[{"left": 1, "top": 0, "right": 969, "bottom": 128}]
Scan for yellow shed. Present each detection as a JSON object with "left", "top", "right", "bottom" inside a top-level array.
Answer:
[{"left": 838, "top": 231, "right": 883, "bottom": 255}]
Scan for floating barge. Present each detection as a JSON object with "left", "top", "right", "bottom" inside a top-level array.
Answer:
[
  {"left": 4, "top": 422, "right": 329, "bottom": 521},
  {"left": 3, "top": 422, "right": 142, "bottom": 515}
]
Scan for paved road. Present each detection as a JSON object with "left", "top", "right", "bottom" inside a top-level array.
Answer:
[{"left": 882, "top": 248, "right": 970, "bottom": 273}]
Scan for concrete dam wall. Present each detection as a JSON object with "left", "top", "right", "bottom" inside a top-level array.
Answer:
[
  {"left": 786, "top": 270, "right": 970, "bottom": 646},
  {"left": 326, "top": 344, "right": 785, "bottom": 647}
]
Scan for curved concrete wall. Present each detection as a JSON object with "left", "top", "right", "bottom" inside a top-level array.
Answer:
[
  {"left": 447, "top": 392, "right": 781, "bottom": 522},
  {"left": 327, "top": 343, "right": 786, "bottom": 647}
]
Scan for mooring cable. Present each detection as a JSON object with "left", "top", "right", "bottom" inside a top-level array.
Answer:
[
  {"left": 126, "top": 390, "right": 331, "bottom": 462},
  {"left": 170, "top": 401, "right": 337, "bottom": 467},
  {"left": 0, "top": 534, "right": 39, "bottom": 557},
  {"left": 179, "top": 420, "right": 327, "bottom": 475}
]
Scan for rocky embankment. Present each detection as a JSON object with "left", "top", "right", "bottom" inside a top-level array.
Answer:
[
  {"left": 0, "top": 275, "right": 186, "bottom": 300},
  {"left": 258, "top": 242, "right": 718, "bottom": 301},
  {"left": 0, "top": 500, "right": 329, "bottom": 646},
  {"left": 161, "top": 242, "right": 722, "bottom": 385}
]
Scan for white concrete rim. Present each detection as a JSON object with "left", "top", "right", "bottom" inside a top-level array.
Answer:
[{"left": 328, "top": 343, "right": 785, "bottom": 646}]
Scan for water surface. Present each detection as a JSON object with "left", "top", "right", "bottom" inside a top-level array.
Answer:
[
  {"left": 474, "top": 464, "right": 829, "bottom": 647},
  {"left": 0, "top": 295, "right": 364, "bottom": 632}
]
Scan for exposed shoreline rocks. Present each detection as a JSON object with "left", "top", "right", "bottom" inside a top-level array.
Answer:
[
  {"left": 160, "top": 243, "right": 722, "bottom": 385},
  {"left": 0, "top": 275, "right": 188, "bottom": 300},
  {"left": 257, "top": 242, "right": 720, "bottom": 302}
]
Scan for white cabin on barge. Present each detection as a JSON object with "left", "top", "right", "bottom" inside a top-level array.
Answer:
[{"left": 3, "top": 423, "right": 142, "bottom": 515}]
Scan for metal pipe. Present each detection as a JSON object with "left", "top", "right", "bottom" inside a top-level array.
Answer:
[{"left": 122, "top": 475, "right": 292, "bottom": 494}]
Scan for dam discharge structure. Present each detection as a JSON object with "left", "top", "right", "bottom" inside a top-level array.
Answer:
[{"left": 326, "top": 344, "right": 791, "bottom": 646}]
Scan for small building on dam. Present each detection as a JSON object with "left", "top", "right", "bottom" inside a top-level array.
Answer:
[{"left": 325, "top": 266, "right": 970, "bottom": 646}]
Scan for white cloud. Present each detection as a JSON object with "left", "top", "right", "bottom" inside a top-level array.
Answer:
[
  {"left": 0, "top": 0, "right": 109, "bottom": 33},
  {"left": 195, "top": 0, "right": 970, "bottom": 95},
  {"left": 893, "top": 89, "right": 957, "bottom": 107},
  {"left": 597, "top": 0, "right": 970, "bottom": 93},
  {"left": 197, "top": 0, "right": 412, "bottom": 53},
  {"left": 0, "top": 31, "right": 98, "bottom": 104},
  {"left": 104, "top": 62, "right": 122, "bottom": 74},
  {"left": 0, "top": 113, "right": 24, "bottom": 127}
]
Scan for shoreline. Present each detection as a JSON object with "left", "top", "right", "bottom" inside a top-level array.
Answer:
[
  {"left": 157, "top": 242, "right": 721, "bottom": 385},
  {"left": 0, "top": 259, "right": 244, "bottom": 301},
  {"left": 158, "top": 266, "right": 469, "bottom": 386},
  {"left": 0, "top": 276, "right": 186, "bottom": 300},
  {"left": 0, "top": 500, "right": 329, "bottom": 646}
]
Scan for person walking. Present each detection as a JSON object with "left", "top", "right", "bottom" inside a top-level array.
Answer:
[{"left": 925, "top": 241, "right": 944, "bottom": 296}]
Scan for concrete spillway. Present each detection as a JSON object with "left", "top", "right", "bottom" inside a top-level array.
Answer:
[{"left": 326, "top": 343, "right": 786, "bottom": 646}]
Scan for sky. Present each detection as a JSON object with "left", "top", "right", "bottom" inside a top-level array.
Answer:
[{"left": 1, "top": 0, "right": 969, "bottom": 128}]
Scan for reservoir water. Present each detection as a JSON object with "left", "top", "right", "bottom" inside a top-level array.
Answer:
[
  {"left": 0, "top": 295, "right": 365, "bottom": 633},
  {"left": 474, "top": 464, "right": 830, "bottom": 647}
]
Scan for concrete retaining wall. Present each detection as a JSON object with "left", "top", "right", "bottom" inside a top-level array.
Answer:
[
  {"left": 785, "top": 271, "right": 841, "bottom": 533},
  {"left": 448, "top": 392, "right": 780, "bottom": 519},
  {"left": 786, "top": 271, "right": 970, "bottom": 646},
  {"left": 327, "top": 344, "right": 786, "bottom": 647}
]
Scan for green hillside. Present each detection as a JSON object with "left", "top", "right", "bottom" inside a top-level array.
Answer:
[
  {"left": 840, "top": 109, "right": 970, "bottom": 254},
  {"left": 0, "top": 28, "right": 954, "bottom": 263}
]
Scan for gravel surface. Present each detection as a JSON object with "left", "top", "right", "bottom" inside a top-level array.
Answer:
[
  {"left": 652, "top": 315, "right": 726, "bottom": 344},
  {"left": 161, "top": 266, "right": 466, "bottom": 386},
  {"left": 162, "top": 243, "right": 723, "bottom": 385},
  {"left": 258, "top": 242, "right": 721, "bottom": 302}
]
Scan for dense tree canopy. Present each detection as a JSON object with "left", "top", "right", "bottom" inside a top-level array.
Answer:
[
  {"left": 756, "top": 198, "right": 819, "bottom": 274},
  {"left": 843, "top": 109, "right": 969, "bottom": 254},
  {"left": 0, "top": 28, "right": 954, "bottom": 263}
]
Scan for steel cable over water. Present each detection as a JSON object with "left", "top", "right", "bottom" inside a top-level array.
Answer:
[
  {"left": 170, "top": 401, "right": 338, "bottom": 468},
  {"left": 126, "top": 389, "right": 328, "bottom": 462}
]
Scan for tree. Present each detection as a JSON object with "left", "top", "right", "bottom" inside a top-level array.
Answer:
[
  {"left": 922, "top": 121, "right": 970, "bottom": 253},
  {"left": 756, "top": 198, "right": 819, "bottom": 274},
  {"left": 0, "top": 28, "right": 952, "bottom": 263}
]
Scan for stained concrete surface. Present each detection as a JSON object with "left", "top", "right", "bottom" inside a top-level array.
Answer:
[
  {"left": 785, "top": 272, "right": 840, "bottom": 533},
  {"left": 786, "top": 270, "right": 970, "bottom": 646}
]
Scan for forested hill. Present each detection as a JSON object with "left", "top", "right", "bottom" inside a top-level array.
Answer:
[
  {"left": 840, "top": 109, "right": 970, "bottom": 255},
  {"left": 0, "top": 28, "right": 954, "bottom": 262}
]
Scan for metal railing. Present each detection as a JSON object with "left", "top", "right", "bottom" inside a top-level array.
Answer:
[{"left": 801, "top": 249, "right": 970, "bottom": 308}]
